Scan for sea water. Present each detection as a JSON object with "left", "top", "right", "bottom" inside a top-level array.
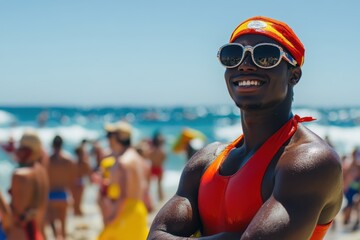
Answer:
[{"left": 1, "top": 105, "right": 360, "bottom": 203}]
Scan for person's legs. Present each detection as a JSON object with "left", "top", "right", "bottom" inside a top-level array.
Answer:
[
  {"left": 157, "top": 173, "right": 164, "bottom": 201},
  {"left": 72, "top": 185, "right": 84, "bottom": 216},
  {"left": 352, "top": 194, "right": 360, "bottom": 230},
  {"left": 47, "top": 203, "right": 58, "bottom": 238},
  {"left": 59, "top": 204, "right": 68, "bottom": 239},
  {"left": 343, "top": 187, "right": 356, "bottom": 225}
]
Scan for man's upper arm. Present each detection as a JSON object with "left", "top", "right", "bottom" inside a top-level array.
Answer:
[
  {"left": 148, "top": 142, "right": 223, "bottom": 239},
  {"left": 241, "top": 144, "right": 342, "bottom": 240}
]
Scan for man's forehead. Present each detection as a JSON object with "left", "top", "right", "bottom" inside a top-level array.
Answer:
[{"left": 232, "top": 34, "right": 279, "bottom": 46}]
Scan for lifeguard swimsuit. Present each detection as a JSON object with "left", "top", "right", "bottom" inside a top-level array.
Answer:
[{"left": 198, "top": 115, "right": 332, "bottom": 240}]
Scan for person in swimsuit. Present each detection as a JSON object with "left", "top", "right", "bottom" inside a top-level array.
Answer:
[
  {"left": 148, "top": 132, "right": 167, "bottom": 202},
  {"left": 98, "top": 121, "right": 148, "bottom": 240},
  {"left": 7, "top": 130, "right": 49, "bottom": 240},
  {"left": 0, "top": 190, "right": 12, "bottom": 240},
  {"left": 47, "top": 135, "right": 76, "bottom": 240},
  {"left": 148, "top": 16, "right": 343, "bottom": 240},
  {"left": 71, "top": 142, "right": 92, "bottom": 216}
]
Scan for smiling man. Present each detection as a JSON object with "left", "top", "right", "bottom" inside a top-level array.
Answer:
[{"left": 147, "top": 16, "right": 343, "bottom": 240}]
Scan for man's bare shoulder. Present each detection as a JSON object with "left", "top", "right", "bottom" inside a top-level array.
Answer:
[
  {"left": 281, "top": 126, "right": 341, "bottom": 172},
  {"left": 50, "top": 152, "right": 75, "bottom": 165},
  {"left": 276, "top": 125, "right": 342, "bottom": 196},
  {"left": 185, "top": 141, "right": 228, "bottom": 171},
  {"left": 12, "top": 170, "right": 34, "bottom": 189},
  {"left": 13, "top": 167, "right": 33, "bottom": 178},
  {"left": 118, "top": 148, "right": 143, "bottom": 167}
]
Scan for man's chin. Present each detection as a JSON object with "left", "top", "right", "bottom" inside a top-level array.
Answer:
[{"left": 236, "top": 102, "right": 264, "bottom": 111}]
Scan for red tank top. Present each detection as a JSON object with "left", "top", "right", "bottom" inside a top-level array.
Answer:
[{"left": 198, "top": 115, "right": 332, "bottom": 239}]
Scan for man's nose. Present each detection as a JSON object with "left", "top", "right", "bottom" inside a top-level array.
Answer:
[{"left": 237, "top": 52, "right": 257, "bottom": 71}]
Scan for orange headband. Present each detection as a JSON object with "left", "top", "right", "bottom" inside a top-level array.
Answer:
[{"left": 230, "top": 16, "right": 305, "bottom": 66}]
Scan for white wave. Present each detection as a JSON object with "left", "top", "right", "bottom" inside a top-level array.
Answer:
[
  {"left": 214, "top": 122, "right": 243, "bottom": 143},
  {"left": 214, "top": 122, "right": 360, "bottom": 156},
  {"left": 306, "top": 123, "right": 360, "bottom": 155},
  {"left": 0, "top": 125, "right": 100, "bottom": 149},
  {"left": 0, "top": 110, "right": 16, "bottom": 126}
]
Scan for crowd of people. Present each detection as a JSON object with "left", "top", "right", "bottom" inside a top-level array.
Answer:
[{"left": 0, "top": 120, "right": 168, "bottom": 239}]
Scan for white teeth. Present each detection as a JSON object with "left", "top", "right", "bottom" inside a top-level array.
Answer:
[{"left": 237, "top": 80, "right": 262, "bottom": 86}]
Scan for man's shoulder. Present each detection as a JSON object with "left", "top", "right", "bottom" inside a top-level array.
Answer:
[
  {"left": 12, "top": 170, "right": 34, "bottom": 186},
  {"left": 119, "top": 148, "right": 142, "bottom": 166},
  {"left": 186, "top": 141, "right": 228, "bottom": 169},
  {"left": 13, "top": 167, "right": 33, "bottom": 177},
  {"left": 276, "top": 127, "right": 342, "bottom": 193}
]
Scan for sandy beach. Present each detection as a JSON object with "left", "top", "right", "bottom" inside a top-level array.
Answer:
[{"left": 43, "top": 182, "right": 360, "bottom": 240}]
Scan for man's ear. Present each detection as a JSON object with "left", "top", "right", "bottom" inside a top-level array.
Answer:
[{"left": 289, "top": 67, "right": 302, "bottom": 86}]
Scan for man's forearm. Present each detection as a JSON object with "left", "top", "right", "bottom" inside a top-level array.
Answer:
[{"left": 148, "top": 231, "right": 242, "bottom": 240}]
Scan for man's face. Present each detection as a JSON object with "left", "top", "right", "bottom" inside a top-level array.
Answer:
[
  {"left": 224, "top": 34, "right": 293, "bottom": 110},
  {"left": 106, "top": 131, "right": 119, "bottom": 151}
]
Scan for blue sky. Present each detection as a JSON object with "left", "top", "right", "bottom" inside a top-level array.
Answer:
[{"left": 0, "top": 1, "right": 359, "bottom": 107}]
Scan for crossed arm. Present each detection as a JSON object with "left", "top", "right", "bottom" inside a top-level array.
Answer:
[{"left": 147, "top": 142, "right": 343, "bottom": 240}]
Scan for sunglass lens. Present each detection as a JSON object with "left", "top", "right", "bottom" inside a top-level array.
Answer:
[
  {"left": 219, "top": 45, "right": 244, "bottom": 67},
  {"left": 253, "top": 45, "right": 281, "bottom": 68}
]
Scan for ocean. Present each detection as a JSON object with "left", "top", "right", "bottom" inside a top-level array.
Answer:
[{"left": 1, "top": 105, "right": 360, "bottom": 203}]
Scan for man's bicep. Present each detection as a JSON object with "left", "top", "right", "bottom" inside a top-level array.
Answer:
[
  {"left": 241, "top": 156, "right": 338, "bottom": 240},
  {"left": 149, "top": 147, "right": 214, "bottom": 239},
  {"left": 150, "top": 195, "right": 200, "bottom": 238},
  {"left": 241, "top": 194, "right": 320, "bottom": 240}
]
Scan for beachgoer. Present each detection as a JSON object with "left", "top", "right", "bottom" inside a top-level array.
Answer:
[
  {"left": 1, "top": 136, "right": 16, "bottom": 155},
  {"left": 7, "top": 130, "right": 49, "bottom": 240},
  {"left": 342, "top": 147, "right": 360, "bottom": 230},
  {"left": 136, "top": 139, "right": 154, "bottom": 213},
  {"left": 0, "top": 190, "right": 12, "bottom": 239},
  {"left": 98, "top": 121, "right": 148, "bottom": 240},
  {"left": 172, "top": 128, "right": 207, "bottom": 161},
  {"left": 71, "top": 143, "right": 92, "bottom": 216},
  {"left": 47, "top": 135, "right": 76, "bottom": 239},
  {"left": 90, "top": 140, "right": 105, "bottom": 172},
  {"left": 148, "top": 132, "right": 167, "bottom": 202},
  {"left": 95, "top": 125, "right": 124, "bottom": 225},
  {"left": 148, "top": 16, "right": 343, "bottom": 240}
]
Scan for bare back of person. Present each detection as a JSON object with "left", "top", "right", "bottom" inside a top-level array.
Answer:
[
  {"left": 8, "top": 162, "right": 48, "bottom": 240},
  {"left": 72, "top": 147, "right": 92, "bottom": 216},
  {"left": 148, "top": 147, "right": 166, "bottom": 168},
  {"left": 120, "top": 148, "right": 147, "bottom": 200},
  {"left": 47, "top": 153, "right": 76, "bottom": 239}
]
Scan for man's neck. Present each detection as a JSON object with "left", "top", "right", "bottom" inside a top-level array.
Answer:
[
  {"left": 113, "top": 145, "right": 129, "bottom": 157},
  {"left": 18, "top": 159, "right": 35, "bottom": 168},
  {"left": 240, "top": 104, "right": 292, "bottom": 151}
]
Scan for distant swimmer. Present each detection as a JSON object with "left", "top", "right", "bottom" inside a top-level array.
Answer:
[
  {"left": 7, "top": 130, "right": 49, "bottom": 240},
  {"left": 47, "top": 135, "right": 76, "bottom": 240}
]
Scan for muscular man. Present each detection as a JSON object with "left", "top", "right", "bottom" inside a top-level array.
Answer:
[
  {"left": 98, "top": 121, "right": 148, "bottom": 240},
  {"left": 8, "top": 130, "right": 49, "bottom": 240},
  {"left": 148, "top": 16, "right": 343, "bottom": 240},
  {"left": 47, "top": 135, "right": 76, "bottom": 240}
]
